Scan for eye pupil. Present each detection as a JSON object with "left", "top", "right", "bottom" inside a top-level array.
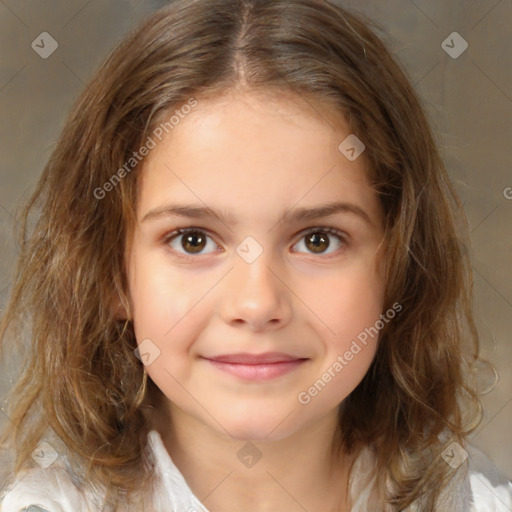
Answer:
[
  {"left": 182, "top": 231, "right": 206, "bottom": 253},
  {"left": 306, "top": 232, "right": 330, "bottom": 253}
]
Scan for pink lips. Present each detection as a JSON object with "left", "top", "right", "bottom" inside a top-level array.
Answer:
[{"left": 202, "top": 352, "right": 308, "bottom": 381}]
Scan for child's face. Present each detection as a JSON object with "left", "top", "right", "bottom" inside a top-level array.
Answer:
[{"left": 125, "top": 90, "right": 387, "bottom": 441}]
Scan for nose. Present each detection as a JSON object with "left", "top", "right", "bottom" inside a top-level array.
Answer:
[{"left": 219, "top": 250, "right": 292, "bottom": 332}]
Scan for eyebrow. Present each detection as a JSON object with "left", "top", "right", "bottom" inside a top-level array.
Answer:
[{"left": 141, "top": 200, "right": 374, "bottom": 228}]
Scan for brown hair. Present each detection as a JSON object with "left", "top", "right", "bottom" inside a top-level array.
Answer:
[{"left": 0, "top": 0, "right": 491, "bottom": 509}]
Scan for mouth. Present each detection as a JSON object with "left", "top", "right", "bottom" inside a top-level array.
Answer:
[{"left": 201, "top": 352, "right": 309, "bottom": 381}]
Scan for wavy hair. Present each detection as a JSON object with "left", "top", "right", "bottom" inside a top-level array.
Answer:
[{"left": 0, "top": 0, "right": 491, "bottom": 509}]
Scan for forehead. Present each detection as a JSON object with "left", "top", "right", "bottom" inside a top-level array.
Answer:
[
  {"left": 135, "top": 89, "right": 380, "bottom": 228},
  {"left": 144, "top": 87, "right": 358, "bottom": 175}
]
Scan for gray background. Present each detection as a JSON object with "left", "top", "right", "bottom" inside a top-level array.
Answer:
[{"left": 0, "top": 0, "right": 510, "bottom": 480}]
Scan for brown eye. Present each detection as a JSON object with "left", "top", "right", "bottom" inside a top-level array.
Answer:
[
  {"left": 293, "top": 228, "right": 346, "bottom": 256},
  {"left": 305, "top": 232, "right": 330, "bottom": 253},
  {"left": 166, "top": 228, "right": 218, "bottom": 256},
  {"left": 181, "top": 231, "right": 207, "bottom": 253}
]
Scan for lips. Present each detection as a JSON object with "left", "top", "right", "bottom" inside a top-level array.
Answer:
[
  {"left": 201, "top": 352, "right": 309, "bottom": 380},
  {"left": 206, "top": 352, "right": 305, "bottom": 364}
]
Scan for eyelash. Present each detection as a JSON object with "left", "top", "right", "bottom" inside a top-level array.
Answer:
[{"left": 162, "top": 226, "right": 348, "bottom": 261}]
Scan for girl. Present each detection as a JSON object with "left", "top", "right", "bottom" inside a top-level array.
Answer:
[{"left": 1, "top": 0, "right": 511, "bottom": 510}]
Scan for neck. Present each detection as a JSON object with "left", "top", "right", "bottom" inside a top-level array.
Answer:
[{"left": 153, "top": 403, "right": 356, "bottom": 512}]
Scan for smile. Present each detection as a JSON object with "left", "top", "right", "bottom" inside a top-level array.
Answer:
[{"left": 201, "top": 352, "right": 309, "bottom": 381}]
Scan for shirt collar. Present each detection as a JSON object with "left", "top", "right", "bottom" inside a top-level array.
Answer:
[{"left": 147, "top": 429, "right": 210, "bottom": 511}]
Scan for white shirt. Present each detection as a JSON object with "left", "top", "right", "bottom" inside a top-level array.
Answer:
[{"left": 1, "top": 429, "right": 511, "bottom": 511}]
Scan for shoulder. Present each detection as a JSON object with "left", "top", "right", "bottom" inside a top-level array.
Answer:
[
  {"left": 465, "top": 443, "right": 512, "bottom": 511},
  {"left": 0, "top": 466, "right": 101, "bottom": 512}
]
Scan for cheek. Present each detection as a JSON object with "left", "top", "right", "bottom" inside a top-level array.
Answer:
[
  {"left": 302, "top": 259, "right": 385, "bottom": 345},
  {"left": 128, "top": 248, "right": 209, "bottom": 337},
  {"left": 300, "top": 259, "right": 384, "bottom": 404},
  {"left": 128, "top": 253, "right": 225, "bottom": 388},
  {"left": 127, "top": 253, "right": 193, "bottom": 381}
]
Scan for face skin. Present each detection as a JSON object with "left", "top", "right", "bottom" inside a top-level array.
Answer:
[{"left": 125, "top": 88, "right": 386, "bottom": 511}]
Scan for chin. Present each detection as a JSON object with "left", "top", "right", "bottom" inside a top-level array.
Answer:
[{"left": 213, "top": 408, "right": 304, "bottom": 442}]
